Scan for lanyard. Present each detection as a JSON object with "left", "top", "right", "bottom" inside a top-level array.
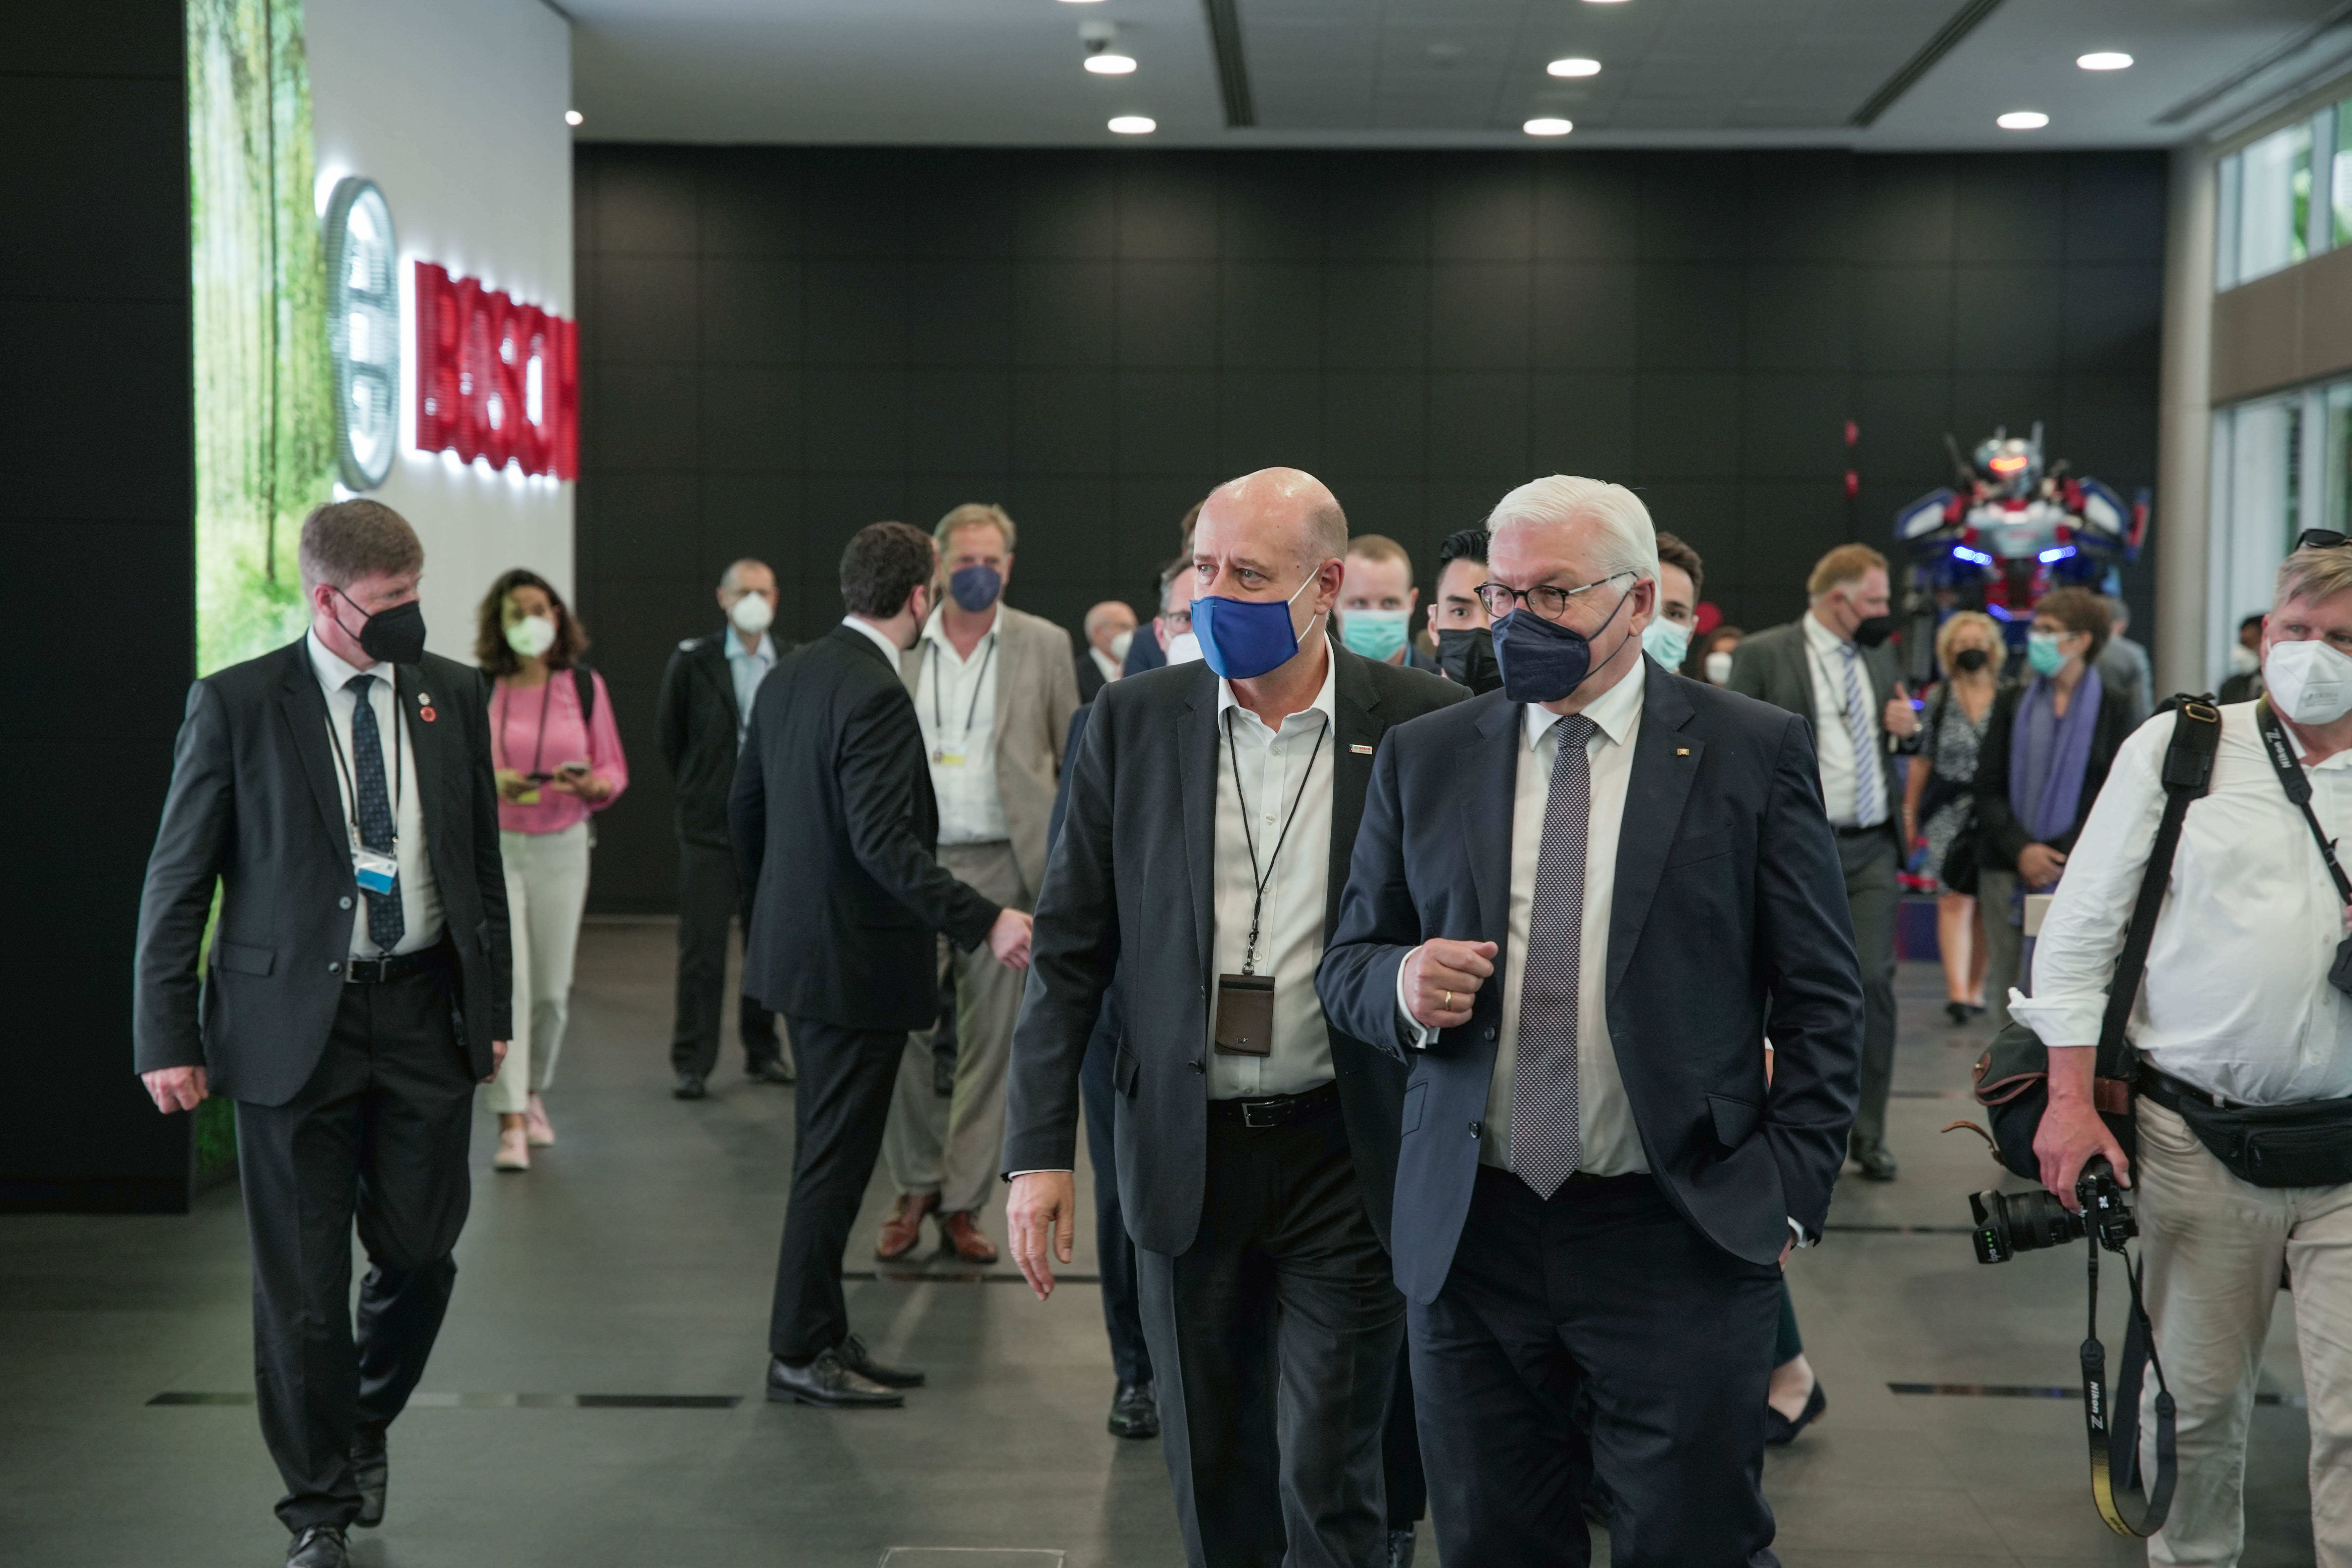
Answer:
[
  {"left": 1224, "top": 707, "right": 1327, "bottom": 975},
  {"left": 2255, "top": 697, "right": 2352, "bottom": 903},
  {"left": 928, "top": 635, "right": 996, "bottom": 752},
  {"left": 324, "top": 674, "right": 403, "bottom": 848},
  {"left": 494, "top": 676, "right": 555, "bottom": 777}
]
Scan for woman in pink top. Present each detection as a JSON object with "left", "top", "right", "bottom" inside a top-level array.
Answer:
[{"left": 475, "top": 569, "right": 629, "bottom": 1171}]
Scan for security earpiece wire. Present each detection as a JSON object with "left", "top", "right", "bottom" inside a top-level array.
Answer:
[{"left": 2081, "top": 1227, "right": 2176, "bottom": 1537}]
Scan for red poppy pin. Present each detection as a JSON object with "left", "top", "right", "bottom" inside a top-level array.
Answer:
[{"left": 420, "top": 705, "right": 437, "bottom": 723}]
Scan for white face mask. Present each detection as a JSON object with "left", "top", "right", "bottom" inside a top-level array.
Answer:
[
  {"left": 729, "top": 592, "right": 775, "bottom": 636},
  {"left": 504, "top": 614, "right": 558, "bottom": 658},
  {"left": 1165, "top": 630, "right": 1205, "bottom": 666},
  {"left": 1108, "top": 629, "right": 1134, "bottom": 661},
  {"left": 2264, "top": 638, "right": 2352, "bottom": 724},
  {"left": 1705, "top": 649, "right": 1734, "bottom": 686},
  {"left": 2228, "top": 643, "right": 2260, "bottom": 676}
]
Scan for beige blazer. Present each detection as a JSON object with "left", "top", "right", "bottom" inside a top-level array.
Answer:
[{"left": 901, "top": 602, "right": 1081, "bottom": 898}]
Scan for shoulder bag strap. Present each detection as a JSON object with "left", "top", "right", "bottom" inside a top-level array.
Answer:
[{"left": 574, "top": 664, "right": 596, "bottom": 728}]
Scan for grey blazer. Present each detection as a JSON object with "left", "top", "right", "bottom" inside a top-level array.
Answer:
[{"left": 1726, "top": 616, "right": 1908, "bottom": 842}]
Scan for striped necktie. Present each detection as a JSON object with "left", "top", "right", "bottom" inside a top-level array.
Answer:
[{"left": 1840, "top": 644, "right": 1884, "bottom": 828}]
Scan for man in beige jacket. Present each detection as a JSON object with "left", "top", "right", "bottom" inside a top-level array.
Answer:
[{"left": 879, "top": 503, "right": 1082, "bottom": 1263}]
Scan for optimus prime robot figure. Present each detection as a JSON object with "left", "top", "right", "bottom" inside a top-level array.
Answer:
[{"left": 1892, "top": 423, "right": 2148, "bottom": 684}]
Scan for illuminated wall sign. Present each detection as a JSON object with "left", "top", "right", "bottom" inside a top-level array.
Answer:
[
  {"left": 323, "top": 177, "right": 400, "bottom": 490},
  {"left": 413, "top": 261, "right": 578, "bottom": 479}
]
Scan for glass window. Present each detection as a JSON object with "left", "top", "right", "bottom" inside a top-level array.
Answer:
[
  {"left": 2210, "top": 395, "right": 2305, "bottom": 684},
  {"left": 2218, "top": 151, "right": 2242, "bottom": 291},
  {"left": 2336, "top": 98, "right": 2352, "bottom": 250},
  {"left": 2329, "top": 381, "right": 2352, "bottom": 535},
  {"left": 2237, "top": 121, "right": 2313, "bottom": 285}
]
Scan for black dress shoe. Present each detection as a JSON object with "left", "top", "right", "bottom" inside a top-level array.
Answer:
[
  {"left": 1945, "top": 1000, "right": 1972, "bottom": 1025},
  {"left": 1387, "top": 1525, "right": 1418, "bottom": 1568},
  {"left": 673, "top": 1071, "right": 707, "bottom": 1100},
  {"left": 746, "top": 1058, "right": 794, "bottom": 1085},
  {"left": 838, "top": 1333, "right": 924, "bottom": 1389},
  {"left": 1107, "top": 1379, "right": 1160, "bottom": 1439},
  {"left": 1764, "top": 1377, "right": 1828, "bottom": 1446},
  {"left": 1853, "top": 1143, "right": 1900, "bottom": 1182},
  {"left": 765, "top": 1350, "right": 903, "bottom": 1408},
  {"left": 349, "top": 1435, "right": 387, "bottom": 1528},
  {"left": 287, "top": 1524, "right": 348, "bottom": 1568}
]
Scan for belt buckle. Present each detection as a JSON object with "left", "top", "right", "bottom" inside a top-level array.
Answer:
[
  {"left": 346, "top": 956, "right": 382, "bottom": 983},
  {"left": 1241, "top": 1098, "right": 1281, "bottom": 1130}
]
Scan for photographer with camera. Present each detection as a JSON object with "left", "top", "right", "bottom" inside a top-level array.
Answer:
[{"left": 2015, "top": 539, "right": 2352, "bottom": 1566}]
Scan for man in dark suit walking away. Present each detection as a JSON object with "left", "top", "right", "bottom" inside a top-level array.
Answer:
[
  {"left": 133, "top": 500, "right": 512, "bottom": 1568},
  {"left": 1725, "top": 543, "right": 1918, "bottom": 1182},
  {"left": 658, "top": 556, "right": 793, "bottom": 1098},
  {"left": 1317, "top": 477, "right": 1864, "bottom": 1568},
  {"left": 1004, "top": 469, "right": 1467, "bottom": 1568},
  {"left": 733, "top": 521, "right": 1035, "bottom": 1409}
]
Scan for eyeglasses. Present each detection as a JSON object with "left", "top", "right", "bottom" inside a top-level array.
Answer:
[
  {"left": 2300, "top": 529, "right": 2352, "bottom": 551},
  {"left": 1163, "top": 607, "right": 1193, "bottom": 631},
  {"left": 1475, "top": 570, "right": 1633, "bottom": 623}
]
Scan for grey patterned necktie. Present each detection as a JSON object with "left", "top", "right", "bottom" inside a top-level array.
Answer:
[
  {"left": 345, "top": 674, "right": 405, "bottom": 950},
  {"left": 1509, "top": 712, "right": 1596, "bottom": 1199}
]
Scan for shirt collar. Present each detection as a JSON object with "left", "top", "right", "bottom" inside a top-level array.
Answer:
[
  {"left": 306, "top": 627, "right": 391, "bottom": 694},
  {"left": 1215, "top": 641, "right": 1338, "bottom": 730},
  {"left": 1522, "top": 653, "right": 1646, "bottom": 751},
  {"left": 1803, "top": 608, "right": 1851, "bottom": 655},
  {"left": 723, "top": 628, "right": 774, "bottom": 664},
  {"left": 921, "top": 606, "right": 997, "bottom": 659},
  {"left": 840, "top": 615, "right": 907, "bottom": 667}
]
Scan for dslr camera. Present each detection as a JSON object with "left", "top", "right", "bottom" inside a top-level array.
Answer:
[{"left": 1968, "top": 1156, "right": 2136, "bottom": 1265}]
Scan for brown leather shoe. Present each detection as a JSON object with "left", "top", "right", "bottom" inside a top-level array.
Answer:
[
  {"left": 875, "top": 1192, "right": 938, "bottom": 1260},
  {"left": 942, "top": 1210, "right": 999, "bottom": 1264}
]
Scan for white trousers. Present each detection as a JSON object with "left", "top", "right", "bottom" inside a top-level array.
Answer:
[
  {"left": 488, "top": 821, "right": 592, "bottom": 1116},
  {"left": 2138, "top": 1097, "right": 2352, "bottom": 1567}
]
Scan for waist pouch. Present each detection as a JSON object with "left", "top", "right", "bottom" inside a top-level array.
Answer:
[{"left": 2141, "top": 1071, "right": 2352, "bottom": 1189}]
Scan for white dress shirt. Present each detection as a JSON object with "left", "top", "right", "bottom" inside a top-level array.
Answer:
[
  {"left": 915, "top": 612, "right": 1010, "bottom": 845},
  {"left": 1801, "top": 610, "right": 1874, "bottom": 827},
  {"left": 839, "top": 615, "right": 908, "bottom": 668},
  {"left": 2010, "top": 700, "right": 2352, "bottom": 1106},
  {"left": 1207, "top": 649, "right": 1338, "bottom": 1099},
  {"left": 1090, "top": 646, "right": 1123, "bottom": 686},
  {"left": 305, "top": 630, "right": 443, "bottom": 960},
  {"left": 723, "top": 627, "right": 775, "bottom": 749}
]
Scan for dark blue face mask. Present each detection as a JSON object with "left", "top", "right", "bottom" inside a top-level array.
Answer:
[
  {"left": 948, "top": 564, "right": 1002, "bottom": 613},
  {"left": 1192, "top": 572, "right": 1321, "bottom": 682},
  {"left": 1491, "top": 587, "right": 1634, "bottom": 705}
]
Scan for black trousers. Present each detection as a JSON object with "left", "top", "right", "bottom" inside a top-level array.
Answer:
[
  {"left": 234, "top": 958, "right": 474, "bottom": 1533},
  {"left": 768, "top": 1015, "right": 901, "bottom": 1361},
  {"left": 1079, "top": 994, "right": 1152, "bottom": 1387},
  {"left": 1137, "top": 1103, "right": 1403, "bottom": 1568},
  {"left": 672, "top": 837, "right": 780, "bottom": 1077},
  {"left": 1836, "top": 826, "right": 1899, "bottom": 1151},
  {"left": 1413, "top": 1166, "right": 1781, "bottom": 1568}
]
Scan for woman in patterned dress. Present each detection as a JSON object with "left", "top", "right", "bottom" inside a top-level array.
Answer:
[{"left": 1904, "top": 611, "right": 2000, "bottom": 1025}]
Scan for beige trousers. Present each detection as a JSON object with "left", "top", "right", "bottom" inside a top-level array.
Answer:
[
  {"left": 881, "top": 841, "right": 1029, "bottom": 1217},
  {"left": 488, "top": 822, "right": 592, "bottom": 1115},
  {"left": 2137, "top": 1097, "right": 2352, "bottom": 1567}
]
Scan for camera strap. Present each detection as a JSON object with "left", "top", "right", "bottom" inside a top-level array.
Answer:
[
  {"left": 2082, "top": 1237, "right": 2177, "bottom": 1537},
  {"left": 2254, "top": 697, "right": 2352, "bottom": 903}
]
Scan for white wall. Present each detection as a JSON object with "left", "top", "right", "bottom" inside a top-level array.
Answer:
[{"left": 306, "top": 0, "right": 574, "bottom": 662}]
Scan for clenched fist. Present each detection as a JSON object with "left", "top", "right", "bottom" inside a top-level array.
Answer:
[{"left": 1402, "top": 939, "right": 1498, "bottom": 1031}]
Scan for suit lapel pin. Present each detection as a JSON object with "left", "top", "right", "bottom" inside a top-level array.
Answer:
[
  {"left": 420, "top": 706, "right": 438, "bottom": 723},
  {"left": 1676, "top": 747, "right": 1690, "bottom": 756},
  {"left": 419, "top": 692, "right": 431, "bottom": 704},
  {"left": 1349, "top": 743, "right": 1374, "bottom": 755}
]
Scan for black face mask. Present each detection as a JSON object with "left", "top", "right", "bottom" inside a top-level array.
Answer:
[
  {"left": 335, "top": 589, "right": 428, "bottom": 665},
  {"left": 1435, "top": 627, "right": 1503, "bottom": 694},
  {"left": 1951, "top": 646, "right": 1991, "bottom": 674},
  {"left": 1851, "top": 614, "right": 1897, "bottom": 649}
]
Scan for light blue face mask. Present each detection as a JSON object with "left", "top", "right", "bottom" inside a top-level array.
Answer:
[
  {"left": 1641, "top": 617, "right": 1691, "bottom": 670},
  {"left": 1339, "top": 607, "right": 1411, "bottom": 662},
  {"left": 2026, "top": 631, "right": 2067, "bottom": 677}
]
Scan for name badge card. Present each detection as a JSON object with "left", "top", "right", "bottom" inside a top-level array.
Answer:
[
  {"left": 1213, "top": 972, "right": 1275, "bottom": 1056},
  {"left": 352, "top": 844, "right": 399, "bottom": 897}
]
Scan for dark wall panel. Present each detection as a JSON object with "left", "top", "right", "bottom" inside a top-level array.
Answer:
[{"left": 574, "top": 145, "right": 2166, "bottom": 913}]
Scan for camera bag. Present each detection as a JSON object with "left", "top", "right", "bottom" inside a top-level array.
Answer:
[{"left": 1970, "top": 698, "right": 2223, "bottom": 1182}]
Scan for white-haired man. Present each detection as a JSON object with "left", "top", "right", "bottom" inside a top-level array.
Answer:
[
  {"left": 1317, "top": 475, "right": 1863, "bottom": 1566},
  {"left": 2024, "top": 539, "right": 2352, "bottom": 1568},
  {"left": 1005, "top": 468, "right": 1467, "bottom": 1568},
  {"left": 1078, "top": 599, "right": 1138, "bottom": 700}
]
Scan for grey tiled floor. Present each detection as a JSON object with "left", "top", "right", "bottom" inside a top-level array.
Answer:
[{"left": 0, "top": 921, "right": 2316, "bottom": 1567}]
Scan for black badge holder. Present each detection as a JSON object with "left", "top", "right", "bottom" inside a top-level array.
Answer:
[
  {"left": 2253, "top": 697, "right": 2352, "bottom": 995},
  {"left": 1213, "top": 712, "right": 1326, "bottom": 1057}
]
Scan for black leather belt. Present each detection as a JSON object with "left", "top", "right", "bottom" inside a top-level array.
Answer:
[
  {"left": 1208, "top": 1080, "right": 1340, "bottom": 1130},
  {"left": 1836, "top": 822, "right": 1891, "bottom": 838},
  {"left": 344, "top": 944, "right": 447, "bottom": 984},
  {"left": 2138, "top": 1065, "right": 2245, "bottom": 1114}
]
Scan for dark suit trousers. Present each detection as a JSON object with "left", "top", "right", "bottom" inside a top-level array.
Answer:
[
  {"left": 234, "top": 959, "right": 474, "bottom": 1534},
  {"left": 1413, "top": 1167, "right": 1781, "bottom": 1568},
  {"left": 1836, "top": 826, "right": 1900, "bottom": 1151},
  {"left": 1137, "top": 1104, "right": 1403, "bottom": 1568},
  {"left": 672, "top": 838, "right": 780, "bottom": 1077},
  {"left": 769, "top": 1016, "right": 902, "bottom": 1361},
  {"left": 1079, "top": 998, "right": 1151, "bottom": 1386}
]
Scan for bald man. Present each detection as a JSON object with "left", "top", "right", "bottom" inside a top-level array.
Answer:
[
  {"left": 1077, "top": 599, "right": 1137, "bottom": 702},
  {"left": 1004, "top": 470, "right": 1468, "bottom": 1568}
]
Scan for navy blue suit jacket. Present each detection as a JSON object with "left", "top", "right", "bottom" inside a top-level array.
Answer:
[{"left": 1316, "top": 657, "right": 1864, "bottom": 1303}]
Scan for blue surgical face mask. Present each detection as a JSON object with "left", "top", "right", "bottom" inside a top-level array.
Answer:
[
  {"left": 1641, "top": 616, "right": 1690, "bottom": 670},
  {"left": 2026, "top": 630, "right": 2067, "bottom": 678},
  {"left": 1192, "top": 572, "right": 1322, "bottom": 682},
  {"left": 1492, "top": 588, "right": 1634, "bottom": 705},
  {"left": 1339, "top": 607, "right": 1410, "bottom": 663},
  {"left": 948, "top": 564, "right": 1002, "bottom": 614}
]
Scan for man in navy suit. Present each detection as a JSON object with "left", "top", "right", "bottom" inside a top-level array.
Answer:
[{"left": 1317, "top": 476, "right": 1863, "bottom": 1567}]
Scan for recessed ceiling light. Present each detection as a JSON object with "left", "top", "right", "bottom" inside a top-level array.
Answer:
[
  {"left": 1085, "top": 52, "right": 1136, "bottom": 74},
  {"left": 1108, "top": 115, "right": 1157, "bottom": 135},
  {"left": 564, "top": 109, "right": 583, "bottom": 126},
  {"left": 1524, "top": 117, "right": 1574, "bottom": 136},
  {"left": 1997, "top": 110, "right": 2049, "bottom": 130},
  {"left": 2077, "top": 51, "right": 2132, "bottom": 71},
  {"left": 1583, "top": 0, "right": 1629, "bottom": 5},
  {"left": 1547, "top": 57, "right": 1601, "bottom": 78}
]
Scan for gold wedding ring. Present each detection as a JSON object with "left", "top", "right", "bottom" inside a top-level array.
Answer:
[{"left": 1441, "top": 989, "right": 1453, "bottom": 1008}]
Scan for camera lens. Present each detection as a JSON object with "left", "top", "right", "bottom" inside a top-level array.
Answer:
[{"left": 1968, "top": 1186, "right": 2087, "bottom": 1264}]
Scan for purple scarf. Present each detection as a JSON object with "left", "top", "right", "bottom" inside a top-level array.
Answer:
[{"left": 2010, "top": 664, "right": 2104, "bottom": 867}]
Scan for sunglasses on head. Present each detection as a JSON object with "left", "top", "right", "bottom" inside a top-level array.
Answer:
[{"left": 2300, "top": 530, "right": 2352, "bottom": 551}]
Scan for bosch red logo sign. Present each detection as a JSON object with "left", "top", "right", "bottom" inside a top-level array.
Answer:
[{"left": 413, "top": 261, "right": 579, "bottom": 479}]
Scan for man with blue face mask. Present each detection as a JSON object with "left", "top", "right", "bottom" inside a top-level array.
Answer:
[{"left": 1005, "top": 468, "right": 1466, "bottom": 1568}]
